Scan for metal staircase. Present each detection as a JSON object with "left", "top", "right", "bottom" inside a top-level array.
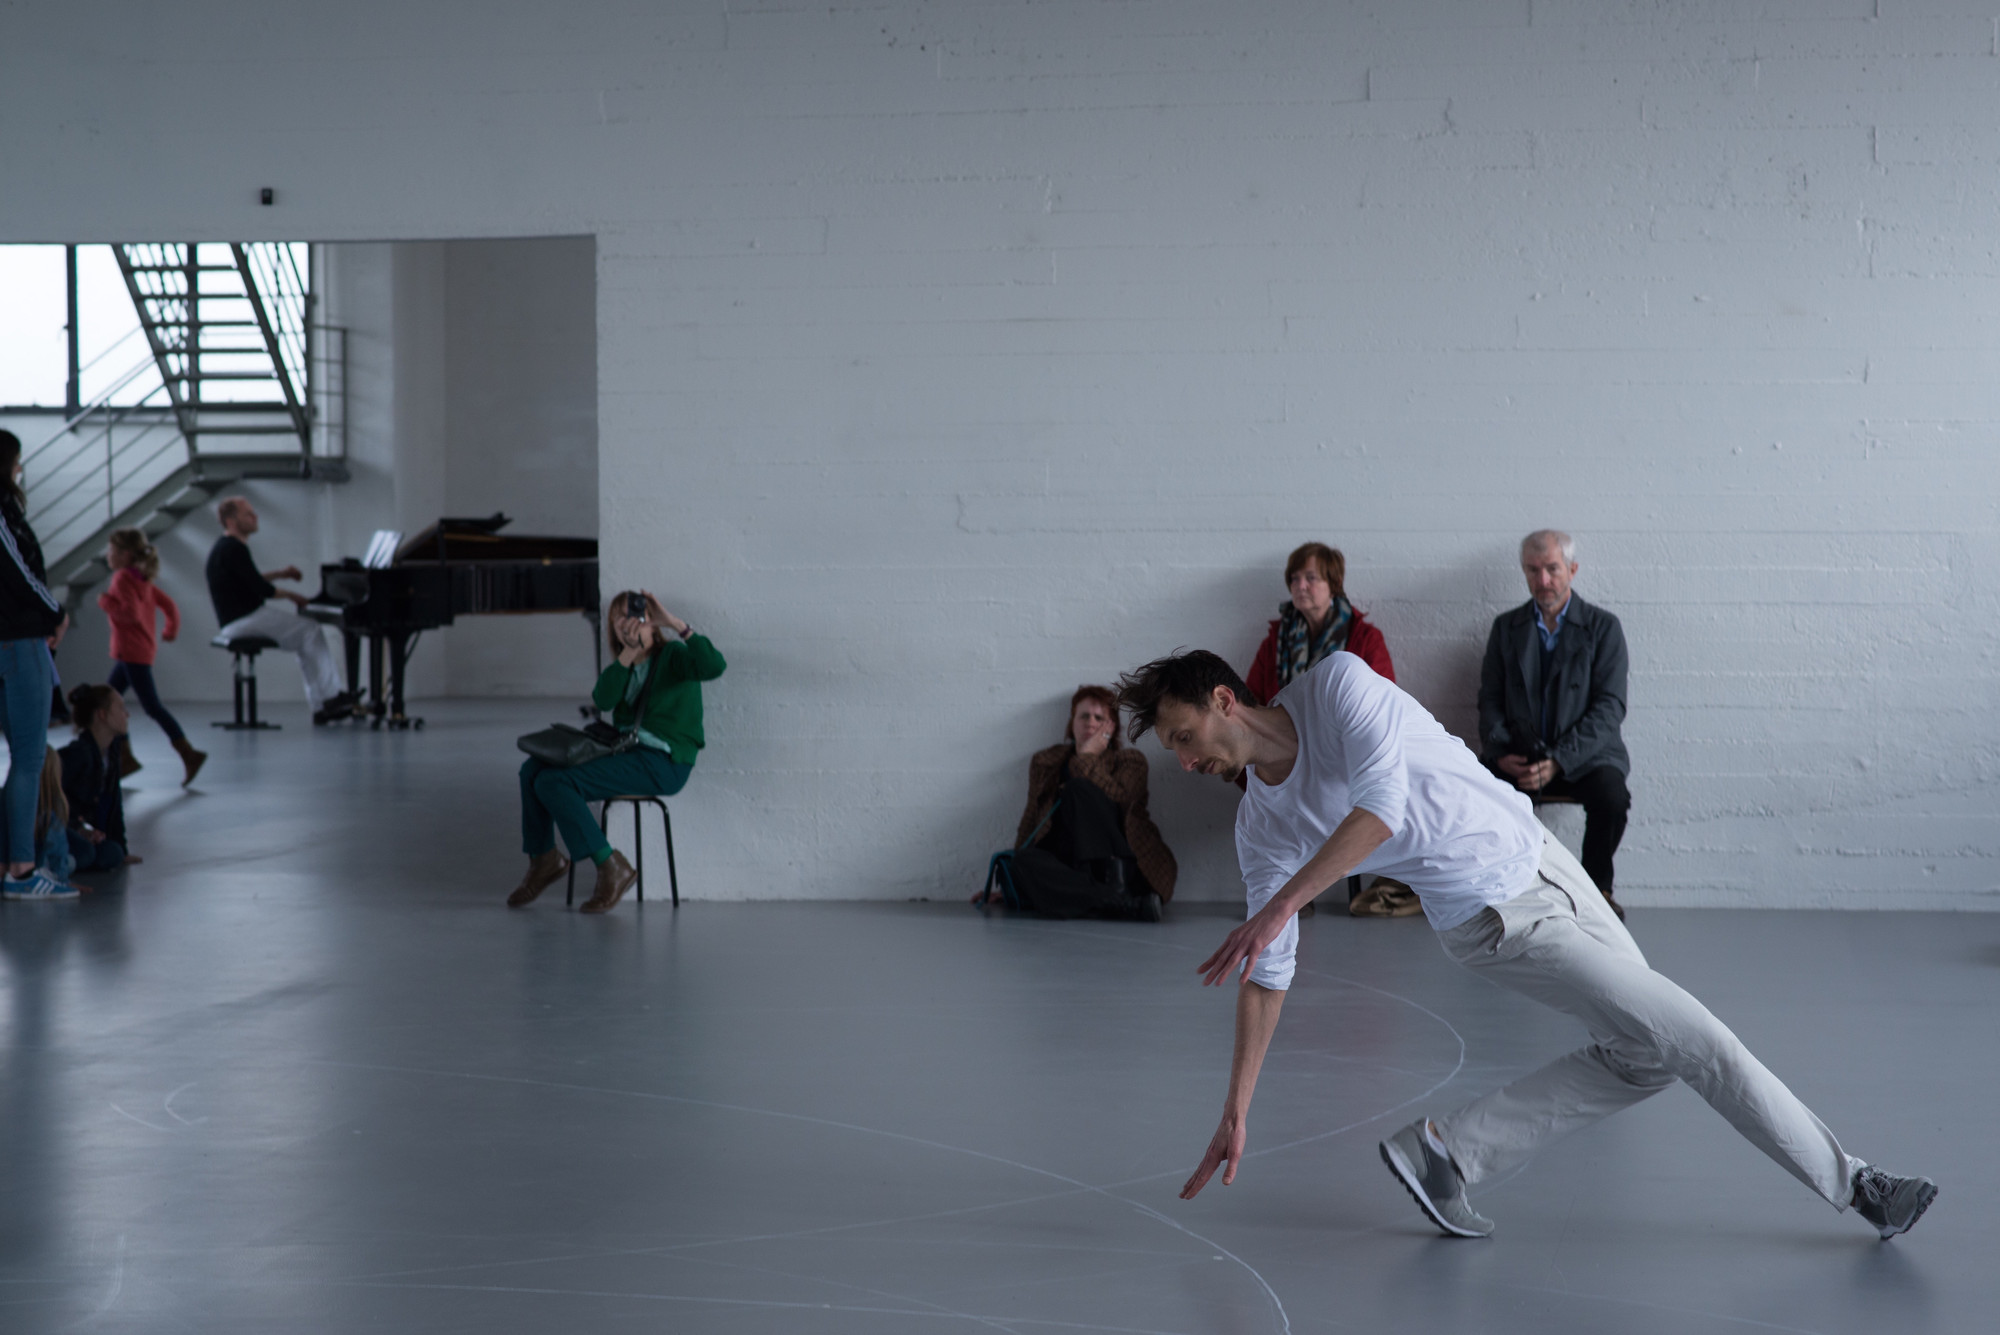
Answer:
[
  {"left": 24, "top": 242, "right": 346, "bottom": 612},
  {"left": 116, "top": 242, "right": 319, "bottom": 454}
]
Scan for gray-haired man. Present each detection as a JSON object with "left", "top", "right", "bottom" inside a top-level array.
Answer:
[{"left": 1480, "top": 529, "right": 1631, "bottom": 916}]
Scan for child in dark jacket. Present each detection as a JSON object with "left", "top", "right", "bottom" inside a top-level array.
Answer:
[
  {"left": 60, "top": 684, "right": 140, "bottom": 873},
  {"left": 99, "top": 528, "right": 205, "bottom": 785}
]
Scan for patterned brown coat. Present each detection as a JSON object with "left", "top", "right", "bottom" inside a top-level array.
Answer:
[{"left": 1014, "top": 743, "right": 1179, "bottom": 902}]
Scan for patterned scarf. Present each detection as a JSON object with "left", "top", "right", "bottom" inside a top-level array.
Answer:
[{"left": 1275, "top": 594, "right": 1354, "bottom": 688}]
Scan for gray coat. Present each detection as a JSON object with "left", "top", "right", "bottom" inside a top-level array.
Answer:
[{"left": 1477, "top": 593, "right": 1630, "bottom": 780}]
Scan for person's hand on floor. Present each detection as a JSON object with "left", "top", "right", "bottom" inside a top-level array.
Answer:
[{"left": 1180, "top": 1108, "right": 1247, "bottom": 1199}]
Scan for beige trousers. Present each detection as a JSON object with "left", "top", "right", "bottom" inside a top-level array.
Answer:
[{"left": 1434, "top": 832, "right": 1860, "bottom": 1208}]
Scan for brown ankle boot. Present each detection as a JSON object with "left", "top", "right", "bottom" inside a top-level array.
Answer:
[
  {"left": 172, "top": 736, "right": 208, "bottom": 786},
  {"left": 506, "top": 850, "right": 569, "bottom": 908},
  {"left": 117, "top": 745, "right": 143, "bottom": 779},
  {"left": 579, "top": 850, "right": 637, "bottom": 914}
]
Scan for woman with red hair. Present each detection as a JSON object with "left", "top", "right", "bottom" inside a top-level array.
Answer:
[{"left": 975, "top": 685, "right": 1176, "bottom": 919}]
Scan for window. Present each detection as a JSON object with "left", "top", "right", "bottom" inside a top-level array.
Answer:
[
  {"left": 76, "top": 244, "right": 161, "bottom": 407},
  {"left": 0, "top": 246, "right": 70, "bottom": 408},
  {"left": 0, "top": 242, "right": 309, "bottom": 413}
]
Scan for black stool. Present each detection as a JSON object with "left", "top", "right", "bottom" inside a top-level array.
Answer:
[
  {"left": 211, "top": 633, "right": 281, "bottom": 730},
  {"left": 566, "top": 795, "right": 679, "bottom": 907}
]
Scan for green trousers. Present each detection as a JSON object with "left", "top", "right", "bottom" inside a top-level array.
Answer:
[{"left": 519, "top": 750, "right": 691, "bottom": 863}]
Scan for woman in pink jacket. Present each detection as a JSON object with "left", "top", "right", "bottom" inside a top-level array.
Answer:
[{"left": 99, "top": 528, "right": 206, "bottom": 785}]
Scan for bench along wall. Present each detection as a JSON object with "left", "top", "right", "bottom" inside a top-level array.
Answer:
[{"left": 8, "top": 0, "right": 1999, "bottom": 906}]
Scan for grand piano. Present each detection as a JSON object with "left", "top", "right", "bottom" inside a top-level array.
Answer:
[{"left": 308, "top": 515, "right": 601, "bottom": 729}]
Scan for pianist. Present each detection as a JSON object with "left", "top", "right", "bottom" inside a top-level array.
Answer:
[
  {"left": 205, "top": 497, "right": 357, "bottom": 725},
  {"left": 509, "top": 591, "right": 725, "bottom": 914}
]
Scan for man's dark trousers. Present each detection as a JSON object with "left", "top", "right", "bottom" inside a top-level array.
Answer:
[{"left": 1526, "top": 765, "right": 1629, "bottom": 895}]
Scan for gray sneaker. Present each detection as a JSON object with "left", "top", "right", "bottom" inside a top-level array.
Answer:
[
  {"left": 1380, "top": 1121, "right": 1493, "bottom": 1238},
  {"left": 1850, "top": 1164, "right": 1937, "bottom": 1240}
]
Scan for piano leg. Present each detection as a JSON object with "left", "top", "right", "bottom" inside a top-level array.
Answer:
[
  {"left": 367, "top": 635, "right": 387, "bottom": 727},
  {"left": 341, "top": 629, "right": 362, "bottom": 700},
  {"left": 386, "top": 631, "right": 424, "bottom": 730}
]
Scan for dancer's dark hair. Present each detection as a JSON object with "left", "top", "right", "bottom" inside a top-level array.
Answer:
[{"left": 1116, "top": 650, "right": 1256, "bottom": 741}]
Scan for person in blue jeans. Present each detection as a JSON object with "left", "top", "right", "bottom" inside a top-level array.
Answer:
[{"left": 0, "top": 430, "right": 76, "bottom": 901}]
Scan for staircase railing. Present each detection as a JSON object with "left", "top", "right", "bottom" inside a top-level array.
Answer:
[
  {"left": 310, "top": 322, "right": 346, "bottom": 462},
  {"left": 115, "top": 242, "right": 316, "bottom": 452},
  {"left": 237, "top": 241, "right": 311, "bottom": 429},
  {"left": 23, "top": 354, "right": 190, "bottom": 574}
]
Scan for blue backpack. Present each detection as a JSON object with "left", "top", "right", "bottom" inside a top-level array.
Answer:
[{"left": 981, "top": 798, "right": 1060, "bottom": 909}]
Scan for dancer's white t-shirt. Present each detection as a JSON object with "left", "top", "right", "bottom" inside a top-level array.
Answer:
[{"left": 1237, "top": 652, "right": 1543, "bottom": 989}]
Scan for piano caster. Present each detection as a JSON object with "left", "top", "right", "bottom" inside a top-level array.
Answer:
[{"left": 383, "top": 715, "right": 424, "bottom": 731}]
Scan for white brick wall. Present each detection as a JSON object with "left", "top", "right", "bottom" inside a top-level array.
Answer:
[{"left": 6, "top": 0, "right": 1999, "bottom": 905}]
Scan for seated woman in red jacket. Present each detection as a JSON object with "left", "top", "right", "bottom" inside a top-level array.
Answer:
[
  {"left": 1245, "top": 541, "right": 1394, "bottom": 703},
  {"left": 1244, "top": 542, "right": 1417, "bottom": 917}
]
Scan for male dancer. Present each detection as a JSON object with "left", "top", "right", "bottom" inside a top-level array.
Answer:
[{"left": 1117, "top": 649, "right": 1934, "bottom": 1239}]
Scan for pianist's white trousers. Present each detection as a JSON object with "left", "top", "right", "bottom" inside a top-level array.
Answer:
[{"left": 217, "top": 604, "right": 344, "bottom": 712}]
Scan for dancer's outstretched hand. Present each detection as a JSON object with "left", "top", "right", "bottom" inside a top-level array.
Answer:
[
  {"left": 1196, "top": 901, "right": 1289, "bottom": 986},
  {"left": 1181, "top": 1110, "right": 1246, "bottom": 1198}
]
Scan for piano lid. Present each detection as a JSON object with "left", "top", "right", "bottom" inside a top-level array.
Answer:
[{"left": 396, "top": 514, "right": 598, "bottom": 564}]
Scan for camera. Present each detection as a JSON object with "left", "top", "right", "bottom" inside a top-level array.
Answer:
[{"left": 626, "top": 591, "right": 647, "bottom": 620}]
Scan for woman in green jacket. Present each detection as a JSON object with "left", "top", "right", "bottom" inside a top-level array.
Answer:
[{"left": 507, "top": 590, "right": 725, "bottom": 913}]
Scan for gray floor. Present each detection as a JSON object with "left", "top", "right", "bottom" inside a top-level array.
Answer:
[{"left": 0, "top": 698, "right": 1991, "bottom": 1334}]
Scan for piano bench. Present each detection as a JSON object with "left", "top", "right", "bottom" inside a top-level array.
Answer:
[
  {"left": 566, "top": 796, "right": 679, "bottom": 909},
  {"left": 210, "top": 634, "right": 283, "bottom": 731}
]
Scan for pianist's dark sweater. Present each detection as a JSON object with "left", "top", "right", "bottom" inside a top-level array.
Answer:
[
  {"left": 592, "top": 632, "right": 727, "bottom": 764},
  {"left": 206, "top": 535, "right": 276, "bottom": 627}
]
